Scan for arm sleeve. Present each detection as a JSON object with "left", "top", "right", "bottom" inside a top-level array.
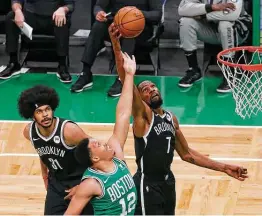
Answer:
[
  {"left": 141, "top": 0, "right": 162, "bottom": 24},
  {"left": 178, "top": 0, "right": 210, "bottom": 16},
  {"left": 206, "top": 0, "right": 243, "bottom": 21},
  {"left": 64, "top": 0, "right": 75, "bottom": 12},
  {"left": 93, "top": 0, "right": 110, "bottom": 17},
  {"left": 12, "top": 0, "right": 23, "bottom": 4}
]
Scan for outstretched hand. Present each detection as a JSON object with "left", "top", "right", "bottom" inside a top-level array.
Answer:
[
  {"left": 224, "top": 164, "right": 248, "bottom": 181},
  {"left": 122, "top": 52, "right": 136, "bottom": 76},
  {"left": 109, "top": 23, "right": 121, "bottom": 42}
]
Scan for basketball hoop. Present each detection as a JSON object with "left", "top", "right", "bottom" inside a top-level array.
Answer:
[{"left": 217, "top": 46, "right": 262, "bottom": 119}]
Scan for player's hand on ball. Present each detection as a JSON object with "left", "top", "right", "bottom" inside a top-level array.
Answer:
[
  {"left": 64, "top": 185, "right": 78, "bottom": 200},
  {"left": 224, "top": 164, "right": 248, "bottom": 181},
  {"left": 122, "top": 52, "right": 136, "bottom": 76},
  {"left": 212, "top": 3, "right": 236, "bottom": 12},
  {"left": 109, "top": 23, "right": 121, "bottom": 41}
]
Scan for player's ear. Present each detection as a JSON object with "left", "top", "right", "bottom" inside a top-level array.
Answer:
[{"left": 92, "top": 155, "right": 100, "bottom": 162}]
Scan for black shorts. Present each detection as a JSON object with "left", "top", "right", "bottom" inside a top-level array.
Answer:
[
  {"left": 44, "top": 175, "right": 94, "bottom": 215},
  {"left": 133, "top": 171, "right": 176, "bottom": 215}
]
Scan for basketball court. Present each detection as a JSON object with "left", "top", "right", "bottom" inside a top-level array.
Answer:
[
  {"left": 0, "top": 0, "right": 262, "bottom": 215},
  {"left": 0, "top": 74, "right": 261, "bottom": 215}
]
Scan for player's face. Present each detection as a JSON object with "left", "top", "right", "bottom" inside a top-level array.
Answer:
[
  {"left": 138, "top": 81, "right": 163, "bottom": 109},
  {"left": 89, "top": 139, "right": 115, "bottom": 162},
  {"left": 33, "top": 105, "right": 54, "bottom": 128}
]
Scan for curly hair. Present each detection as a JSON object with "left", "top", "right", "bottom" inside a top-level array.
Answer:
[
  {"left": 74, "top": 138, "right": 93, "bottom": 167},
  {"left": 17, "top": 85, "right": 60, "bottom": 119}
]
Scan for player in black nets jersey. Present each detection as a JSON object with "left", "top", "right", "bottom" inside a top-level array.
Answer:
[
  {"left": 109, "top": 24, "right": 248, "bottom": 215},
  {"left": 17, "top": 85, "right": 94, "bottom": 215}
]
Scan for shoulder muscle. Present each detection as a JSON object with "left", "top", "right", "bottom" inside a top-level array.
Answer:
[
  {"left": 23, "top": 123, "right": 31, "bottom": 141},
  {"left": 63, "top": 122, "right": 91, "bottom": 146}
]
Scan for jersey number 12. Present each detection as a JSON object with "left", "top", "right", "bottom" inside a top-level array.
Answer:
[{"left": 119, "top": 191, "right": 136, "bottom": 215}]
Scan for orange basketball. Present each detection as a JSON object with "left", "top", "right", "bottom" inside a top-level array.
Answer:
[{"left": 114, "top": 6, "right": 145, "bottom": 38}]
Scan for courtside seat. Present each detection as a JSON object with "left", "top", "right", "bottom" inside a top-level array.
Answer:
[
  {"left": 20, "top": 14, "right": 72, "bottom": 69},
  {"left": 202, "top": 0, "right": 252, "bottom": 74}
]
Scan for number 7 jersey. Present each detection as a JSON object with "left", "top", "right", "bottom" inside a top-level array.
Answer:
[
  {"left": 82, "top": 157, "right": 137, "bottom": 215},
  {"left": 134, "top": 111, "right": 176, "bottom": 177}
]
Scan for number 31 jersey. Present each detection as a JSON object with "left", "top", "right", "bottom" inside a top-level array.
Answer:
[{"left": 29, "top": 117, "right": 86, "bottom": 181}]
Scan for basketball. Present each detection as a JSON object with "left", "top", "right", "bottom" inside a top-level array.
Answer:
[{"left": 114, "top": 6, "right": 145, "bottom": 38}]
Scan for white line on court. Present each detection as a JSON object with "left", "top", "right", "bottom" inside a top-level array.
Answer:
[
  {"left": 1, "top": 119, "right": 262, "bottom": 128},
  {"left": 0, "top": 153, "right": 261, "bottom": 162}
]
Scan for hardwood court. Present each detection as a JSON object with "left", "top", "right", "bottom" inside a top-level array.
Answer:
[{"left": 0, "top": 121, "right": 262, "bottom": 215}]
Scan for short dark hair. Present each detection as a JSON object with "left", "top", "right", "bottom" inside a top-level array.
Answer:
[
  {"left": 17, "top": 85, "right": 59, "bottom": 119},
  {"left": 137, "top": 80, "right": 153, "bottom": 89},
  {"left": 74, "top": 138, "right": 93, "bottom": 167}
]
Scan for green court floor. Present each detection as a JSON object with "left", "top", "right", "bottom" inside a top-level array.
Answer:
[{"left": 0, "top": 73, "right": 261, "bottom": 126}]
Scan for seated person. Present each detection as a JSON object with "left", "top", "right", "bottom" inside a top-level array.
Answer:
[
  {"left": 178, "top": 0, "right": 251, "bottom": 93},
  {"left": 0, "top": 0, "right": 74, "bottom": 83},
  {"left": 70, "top": 0, "right": 162, "bottom": 96}
]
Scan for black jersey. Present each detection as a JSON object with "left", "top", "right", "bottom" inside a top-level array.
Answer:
[
  {"left": 29, "top": 117, "right": 86, "bottom": 181},
  {"left": 134, "top": 111, "right": 176, "bottom": 178}
]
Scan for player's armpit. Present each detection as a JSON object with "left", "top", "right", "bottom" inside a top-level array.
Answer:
[
  {"left": 64, "top": 178, "right": 101, "bottom": 215},
  {"left": 108, "top": 24, "right": 125, "bottom": 82},
  {"left": 63, "top": 122, "right": 91, "bottom": 147}
]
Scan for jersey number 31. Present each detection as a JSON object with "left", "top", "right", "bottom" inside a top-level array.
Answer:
[{"left": 48, "top": 158, "right": 63, "bottom": 170}]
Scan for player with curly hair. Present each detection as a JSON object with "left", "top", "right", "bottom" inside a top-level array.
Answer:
[{"left": 17, "top": 85, "right": 93, "bottom": 215}]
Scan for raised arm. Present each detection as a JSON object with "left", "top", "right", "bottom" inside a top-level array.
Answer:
[
  {"left": 107, "top": 53, "right": 135, "bottom": 160},
  {"left": 108, "top": 24, "right": 152, "bottom": 138},
  {"left": 173, "top": 115, "right": 248, "bottom": 181}
]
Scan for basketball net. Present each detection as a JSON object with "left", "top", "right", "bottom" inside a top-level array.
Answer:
[{"left": 217, "top": 46, "right": 262, "bottom": 119}]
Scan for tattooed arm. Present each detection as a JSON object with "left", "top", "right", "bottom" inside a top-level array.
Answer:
[{"left": 173, "top": 115, "right": 248, "bottom": 181}]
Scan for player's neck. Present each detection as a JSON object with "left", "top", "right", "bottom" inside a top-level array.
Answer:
[
  {"left": 153, "top": 107, "right": 164, "bottom": 115},
  {"left": 93, "top": 160, "right": 115, "bottom": 173},
  {"left": 36, "top": 118, "right": 57, "bottom": 138}
]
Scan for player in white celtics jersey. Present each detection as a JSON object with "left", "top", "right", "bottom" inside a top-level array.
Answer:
[{"left": 65, "top": 51, "right": 137, "bottom": 215}]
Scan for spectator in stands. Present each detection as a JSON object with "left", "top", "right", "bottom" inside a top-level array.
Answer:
[
  {"left": 178, "top": 0, "right": 251, "bottom": 93},
  {"left": 71, "top": 0, "right": 162, "bottom": 96},
  {"left": 0, "top": 0, "right": 74, "bottom": 83}
]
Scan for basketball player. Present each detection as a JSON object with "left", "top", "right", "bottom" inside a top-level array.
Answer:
[
  {"left": 64, "top": 52, "right": 137, "bottom": 215},
  {"left": 17, "top": 85, "right": 93, "bottom": 215},
  {"left": 178, "top": 0, "right": 251, "bottom": 93},
  {"left": 109, "top": 24, "right": 248, "bottom": 215}
]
